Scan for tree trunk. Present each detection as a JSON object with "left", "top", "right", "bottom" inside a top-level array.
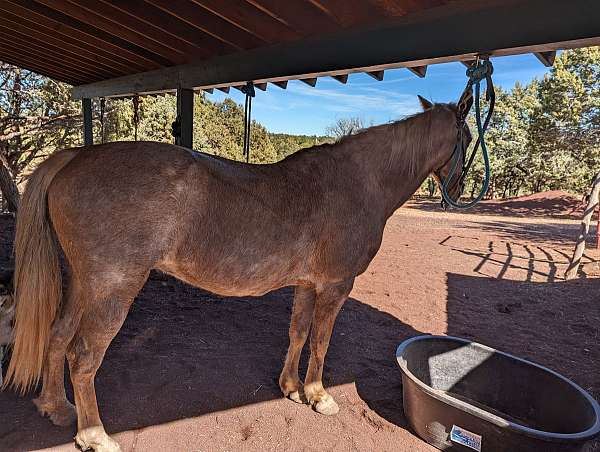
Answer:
[
  {"left": 0, "top": 158, "right": 19, "bottom": 213},
  {"left": 565, "top": 171, "right": 600, "bottom": 280}
]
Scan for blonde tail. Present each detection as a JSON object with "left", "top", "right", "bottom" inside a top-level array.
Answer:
[{"left": 4, "top": 150, "right": 77, "bottom": 393}]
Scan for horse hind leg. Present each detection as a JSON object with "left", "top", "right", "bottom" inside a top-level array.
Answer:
[
  {"left": 68, "top": 272, "right": 148, "bottom": 452},
  {"left": 33, "top": 279, "right": 82, "bottom": 426},
  {"left": 279, "top": 285, "right": 315, "bottom": 404}
]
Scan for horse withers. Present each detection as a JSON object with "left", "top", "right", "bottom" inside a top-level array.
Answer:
[{"left": 3, "top": 94, "right": 472, "bottom": 452}]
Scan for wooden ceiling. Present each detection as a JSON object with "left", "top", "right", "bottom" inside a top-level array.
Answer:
[
  {"left": 0, "top": 0, "right": 448, "bottom": 86},
  {"left": 0, "top": 0, "right": 598, "bottom": 97}
]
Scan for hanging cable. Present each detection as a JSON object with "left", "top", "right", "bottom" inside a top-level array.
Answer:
[
  {"left": 241, "top": 82, "right": 255, "bottom": 163},
  {"left": 99, "top": 97, "right": 106, "bottom": 144},
  {"left": 132, "top": 95, "right": 140, "bottom": 141}
]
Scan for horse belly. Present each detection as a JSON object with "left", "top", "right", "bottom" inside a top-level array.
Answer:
[{"left": 156, "top": 249, "right": 304, "bottom": 297}]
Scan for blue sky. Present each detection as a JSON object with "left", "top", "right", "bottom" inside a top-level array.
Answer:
[{"left": 207, "top": 53, "right": 551, "bottom": 136}]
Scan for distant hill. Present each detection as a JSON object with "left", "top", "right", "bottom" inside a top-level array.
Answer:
[{"left": 268, "top": 133, "right": 332, "bottom": 161}]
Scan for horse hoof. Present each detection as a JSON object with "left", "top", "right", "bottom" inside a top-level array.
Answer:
[
  {"left": 313, "top": 394, "right": 339, "bottom": 416},
  {"left": 33, "top": 397, "right": 77, "bottom": 427},
  {"left": 287, "top": 390, "right": 304, "bottom": 404},
  {"left": 75, "top": 426, "right": 122, "bottom": 452}
]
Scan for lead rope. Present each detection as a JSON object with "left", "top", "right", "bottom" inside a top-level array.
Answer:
[
  {"left": 441, "top": 58, "right": 495, "bottom": 209},
  {"left": 241, "top": 82, "right": 255, "bottom": 163}
]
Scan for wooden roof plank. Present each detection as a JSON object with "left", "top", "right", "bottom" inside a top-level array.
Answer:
[
  {"left": 0, "top": 27, "right": 122, "bottom": 79},
  {"left": 246, "top": 0, "right": 338, "bottom": 35},
  {"left": 0, "top": 49, "right": 86, "bottom": 85},
  {"left": 308, "top": 0, "right": 387, "bottom": 27},
  {"left": 101, "top": 0, "right": 234, "bottom": 56},
  {"left": 32, "top": 0, "right": 186, "bottom": 65},
  {"left": 99, "top": 0, "right": 226, "bottom": 58},
  {"left": 190, "top": 0, "right": 300, "bottom": 43},
  {"left": 4, "top": 0, "right": 162, "bottom": 70},
  {"left": 0, "top": 52, "right": 83, "bottom": 86},
  {"left": 0, "top": 38, "right": 109, "bottom": 81},
  {"left": 143, "top": 0, "right": 266, "bottom": 50},
  {"left": 0, "top": 15, "right": 131, "bottom": 76}
]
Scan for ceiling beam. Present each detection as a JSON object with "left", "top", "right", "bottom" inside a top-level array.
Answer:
[
  {"left": 300, "top": 78, "right": 318, "bottom": 87},
  {"left": 190, "top": 0, "right": 300, "bottom": 43},
  {"left": 534, "top": 50, "right": 557, "bottom": 67},
  {"left": 99, "top": 0, "right": 234, "bottom": 56},
  {"left": 33, "top": 0, "right": 186, "bottom": 65},
  {"left": 217, "top": 86, "right": 230, "bottom": 93},
  {"left": 140, "top": 0, "right": 265, "bottom": 50},
  {"left": 407, "top": 65, "right": 427, "bottom": 78},
  {"left": 246, "top": 0, "right": 338, "bottom": 36},
  {"left": 72, "top": 0, "right": 600, "bottom": 99},
  {"left": 272, "top": 81, "right": 288, "bottom": 89},
  {"left": 0, "top": 28, "right": 118, "bottom": 79},
  {"left": 367, "top": 70, "right": 384, "bottom": 81},
  {"left": 332, "top": 74, "right": 348, "bottom": 84},
  {"left": 2, "top": 0, "right": 159, "bottom": 71},
  {"left": 0, "top": 14, "right": 132, "bottom": 75}
]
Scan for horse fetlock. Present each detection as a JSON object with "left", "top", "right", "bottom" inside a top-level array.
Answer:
[
  {"left": 279, "top": 372, "right": 300, "bottom": 395},
  {"left": 75, "top": 426, "right": 121, "bottom": 452},
  {"left": 33, "top": 396, "right": 77, "bottom": 426}
]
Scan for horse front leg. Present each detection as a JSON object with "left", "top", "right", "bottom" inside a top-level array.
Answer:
[
  {"left": 279, "top": 285, "right": 315, "bottom": 403},
  {"left": 304, "top": 278, "right": 354, "bottom": 415}
]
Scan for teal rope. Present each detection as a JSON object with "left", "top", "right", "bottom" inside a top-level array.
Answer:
[{"left": 441, "top": 60, "right": 493, "bottom": 209}]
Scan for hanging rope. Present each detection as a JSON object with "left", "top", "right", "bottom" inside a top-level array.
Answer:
[
  {"left": 441, "top": 57, "right": 495, "bottom": 209},
  {"left": 132, "top": 95, "right": 140, "bottom": 141},
  {"left": 241, "top": 82, "right": 255, "bottom": 163},
  {"left": 99, "top": 97, "right": 106, "bottom": 144}
]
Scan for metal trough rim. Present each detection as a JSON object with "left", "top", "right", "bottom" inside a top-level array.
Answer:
[{"left": 396, "top": 335, "right": 600, "bottom": 442}]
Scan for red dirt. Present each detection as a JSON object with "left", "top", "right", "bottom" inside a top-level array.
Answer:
[
  {"left": 1, "top": 202, "right": 599, "bottom": 452},
  {"left": 414, "top": 190, "right": 590, "bottom": 220}
]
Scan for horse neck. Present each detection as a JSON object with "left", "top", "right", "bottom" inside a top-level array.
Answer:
[{"left": 331, "top": 109, "right": 454, "bottom": 217}]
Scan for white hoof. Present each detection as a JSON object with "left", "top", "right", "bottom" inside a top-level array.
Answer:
[
  {"left": 288, "top": 390, "right": 304, "bottom": 404},
  {"left": 313, "top": 394, "right": 339, "bottom": 416},
  {"left": 75, "top": 426, "right": 122, "bottom": 452}
]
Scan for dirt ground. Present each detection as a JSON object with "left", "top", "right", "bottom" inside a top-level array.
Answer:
[{"left": 1, "top": 194, "right": 599, "bottom": 452}]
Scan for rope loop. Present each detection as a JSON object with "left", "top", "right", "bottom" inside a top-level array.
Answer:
[{"left": 441, "top": 57, "right": 495, "bottom": 209}]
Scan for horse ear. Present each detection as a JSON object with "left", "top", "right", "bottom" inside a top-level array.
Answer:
[
  {"left": 418, "top": 95, "right": 433, "bottom": 111},
  {"left": 456, "top": 88, "right": 473, "bottom": 121}
]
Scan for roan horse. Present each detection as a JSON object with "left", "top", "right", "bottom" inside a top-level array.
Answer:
[{"left": 2, "top": 94, "right": 473, "bottom": 451}]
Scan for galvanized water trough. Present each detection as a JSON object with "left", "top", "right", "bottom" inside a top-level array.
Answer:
[{"left": 396, "top": 335, "right": 600, "bottom": 452}]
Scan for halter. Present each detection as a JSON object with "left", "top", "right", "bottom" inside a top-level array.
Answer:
[{"left": 439, "top": 57, "right": 495, "bottom": 209}]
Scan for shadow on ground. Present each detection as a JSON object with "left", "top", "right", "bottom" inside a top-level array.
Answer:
[{"left": 0, "top": 277, "right": 424, "bottom": 451}]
